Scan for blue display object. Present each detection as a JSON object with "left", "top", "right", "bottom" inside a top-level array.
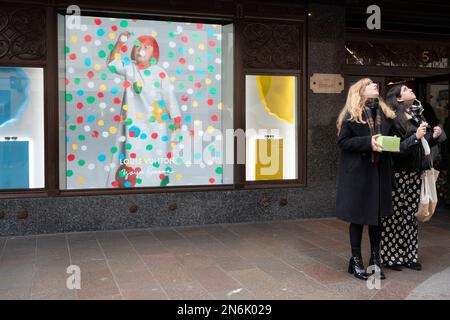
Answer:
[
  {"left": 0, "top": 67, "right": 30, "bottom": 127},
  {"left": 0, "top": 141, "right": 29, "bottom": 188},
  {"left": 0, "top": 90, "right": 11, "bottom": 125}
]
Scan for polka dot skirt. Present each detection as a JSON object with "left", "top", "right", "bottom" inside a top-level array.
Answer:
[{"left": 380, "top": 171, "right": 421, "bottom": 266}]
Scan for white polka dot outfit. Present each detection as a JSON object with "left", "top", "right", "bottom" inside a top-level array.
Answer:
[{"left": 380, "top": 171, "right": 421, "bottom": 266}]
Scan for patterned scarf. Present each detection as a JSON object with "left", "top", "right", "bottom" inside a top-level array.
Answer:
[
  {"left": 363, "top": 98, "right": 382, "bottom": 164},
  {"left": 406, "top": 99, "right": 426, "bottom": 125}
]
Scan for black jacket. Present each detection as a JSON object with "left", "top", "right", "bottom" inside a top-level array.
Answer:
[
  {"left": 335, "top": 113, "right": 395, "bottom": 226},
  {"left": 390, "top": 117, "right": 439, "bottom": 173}
]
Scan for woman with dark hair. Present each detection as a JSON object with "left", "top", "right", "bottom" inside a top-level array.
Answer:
[{"left": 381, "top": 85, "right": 443, "bottom": 271}]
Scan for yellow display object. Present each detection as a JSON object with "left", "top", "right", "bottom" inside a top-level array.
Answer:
[
  {"left": 255, "top": 75, "right": 295, "bottom": 124},
  {"left": 151, "top": 101, "right": 167, "bottom": 123},
  {"left": 255, "top": 138, "right": 283, "bottom": 180}
]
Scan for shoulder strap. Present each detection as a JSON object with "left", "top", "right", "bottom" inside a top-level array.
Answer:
[{"left": 421, "top": 138, "right": 433, "bottom": 169}]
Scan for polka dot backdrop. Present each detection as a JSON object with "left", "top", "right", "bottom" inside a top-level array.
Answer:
[{"left": 64, "top": 16, "right": 225, "bottom": 188}]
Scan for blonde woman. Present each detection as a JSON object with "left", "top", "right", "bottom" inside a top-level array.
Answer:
[{"left": 336, "top": 78, "right": 396, "bottom": 280}]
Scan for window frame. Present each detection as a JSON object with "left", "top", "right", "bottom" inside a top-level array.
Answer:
[
  {"left": 0, "top": 62, "right": 50, "bottom": 198},
  {"left": 240, "top": 69, "right": 306, "bottom": 189},
  {"left": 58, "top": 9, "right": 236, "bottom": 193}
]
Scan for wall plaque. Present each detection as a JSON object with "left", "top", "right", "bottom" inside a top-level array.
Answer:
[{"left": 310, "top": 73, "right": 344, "bottom": 93}]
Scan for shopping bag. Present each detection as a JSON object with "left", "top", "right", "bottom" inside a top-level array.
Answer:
[{"left": 416, "top": 168, "right": 439, "bottom": 222}]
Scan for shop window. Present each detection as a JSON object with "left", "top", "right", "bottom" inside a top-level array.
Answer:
[
  {"left": 58, "top": 14, "right": 233, "bottom": 189},
  {"left": 426, "top": 81, "right": 449, "bottom": 124},
  {"left": 0, "top": 67, "right": 45, "bottom": 189},
  {"left": 245, "top": 75, "right": 298, "bottom": 181}
]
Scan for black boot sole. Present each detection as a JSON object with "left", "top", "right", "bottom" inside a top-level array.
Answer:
[
  {"left": 404, "top": 264, "right": 422, "bottom": 271},
  {"left": 348, "top": 263, "right": 369, "bottom": 281},
  {"left": 368, "top": 262, "right": 386, "bottom": 280},
  {"left": 385, "top": 264, "right": 402, "bottom": 271}
]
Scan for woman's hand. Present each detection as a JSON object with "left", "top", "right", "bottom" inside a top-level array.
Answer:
[
  {"left": 107, "top": 31, "right": 131, "bottom": 65},
  {"left": 433, "top": 126, "right": 442, "bottom": 139},
  {"left": 415, "top": 122, "right": 428, "bottom": 140},
  {"left": 118, "top": 31, "right": 131, "bottom": 45},
  {"left": 371, "top": 134, "right": 382, "bottom": 152}
]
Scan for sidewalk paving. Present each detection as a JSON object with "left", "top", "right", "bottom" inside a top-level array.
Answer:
[{"left": 0, "top": 210, "right": 449, "bottom": 300}]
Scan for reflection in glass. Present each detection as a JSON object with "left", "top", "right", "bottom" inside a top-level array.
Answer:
[
  {"left": 425, "top": 80, "right": 450, "bottom": 207},
  {"left": 426, "top": 81, "right": 449, "bottom": 125}
]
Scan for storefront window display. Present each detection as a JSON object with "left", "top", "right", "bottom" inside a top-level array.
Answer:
[
  {"left": 0, "top": 67, "right": 45, "bottom": 189},
  {"left": 58, "top": 14, "right": 234, "bottom": 189},
  {"left": 245, "top": 75, "right": 298, "bottom": 181}
]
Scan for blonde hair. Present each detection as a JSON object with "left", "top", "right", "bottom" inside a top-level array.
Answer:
[{"left": 336, "top": 78, "right": 395, "bottom": 134}]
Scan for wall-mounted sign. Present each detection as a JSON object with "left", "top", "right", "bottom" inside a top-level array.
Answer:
[
  {"left": 345, "top": 41, "right": 450, "bottom": 69},
  {"left": 310, "top": 73, "right": 344, "bottom": 93}
]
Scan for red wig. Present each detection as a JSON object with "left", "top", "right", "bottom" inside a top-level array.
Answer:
[{"left": 136, "top": 35, "right": 160, "bottom": 64}]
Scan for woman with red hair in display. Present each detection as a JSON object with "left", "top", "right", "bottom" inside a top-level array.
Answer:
[{"left": 106, "top": 32, "right": 181, "bottom": 187}]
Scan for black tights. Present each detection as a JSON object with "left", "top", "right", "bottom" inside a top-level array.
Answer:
[{"left": 349, "top": 223, "right": 381, "bottom": 256}]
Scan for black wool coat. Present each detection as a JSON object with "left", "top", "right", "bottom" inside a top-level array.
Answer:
[
  {"left": 390, "top": 116, "right": 440, "bottom": 173},
  {"left": 335, "top": 113, "right": 395, "bottom": 226}
]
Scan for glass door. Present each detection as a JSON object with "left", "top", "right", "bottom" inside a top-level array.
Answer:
[{"left": 416, "top": 74, "right": 450, "bottom": 208}]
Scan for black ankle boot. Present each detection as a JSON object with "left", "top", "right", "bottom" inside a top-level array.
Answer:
[
  {"left": 404, "top": 261, "right": 422, "bottom": 271},
  {"left": 369, "top": 251, "right": 386, "bottom": 280},
  {"left": 386, "top": 264, "right": 402, "bottom": 271},
  {"left": 348, "top": 250, "right": 370, "bottom": 281}
]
